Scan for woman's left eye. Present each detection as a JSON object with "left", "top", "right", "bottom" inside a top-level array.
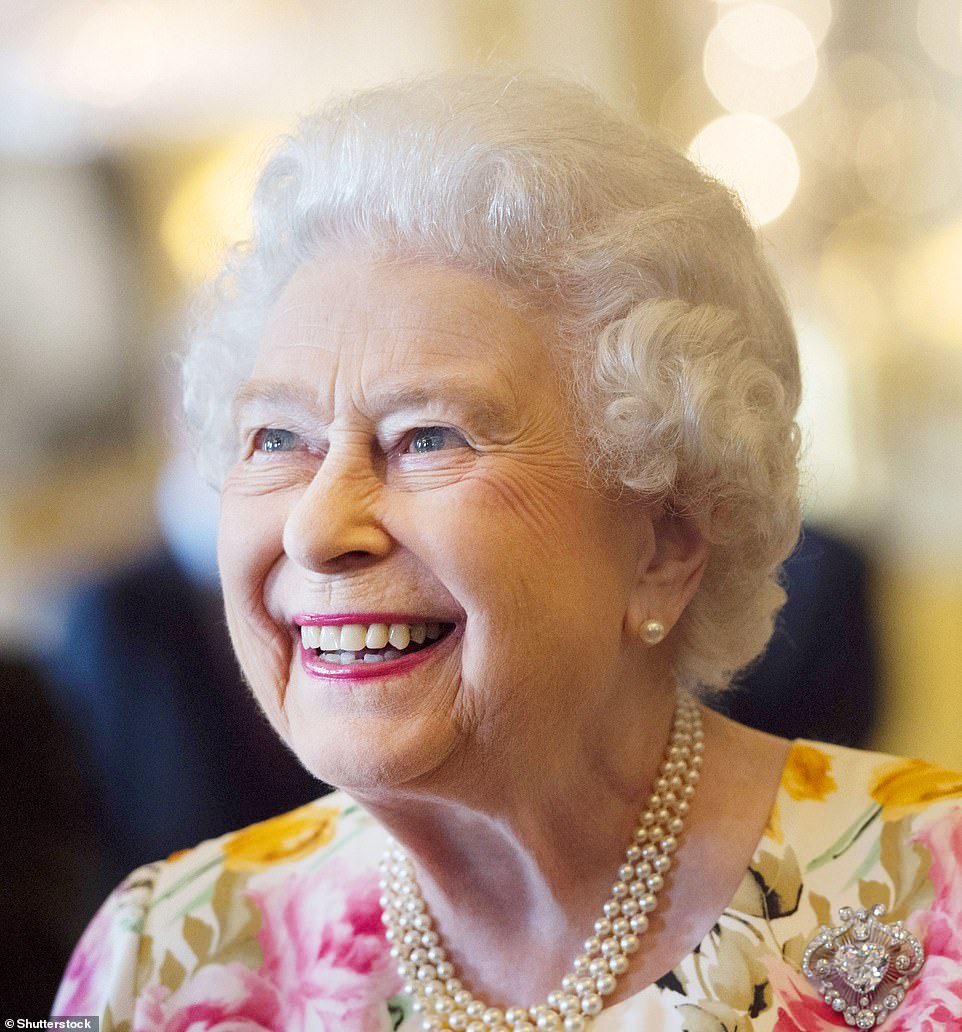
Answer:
[
  {"left": 404, "top": 426, "right": 467, "bottom": 454},
  {"left": 253, "top": 428, "right": 299, "bottom": 453}
]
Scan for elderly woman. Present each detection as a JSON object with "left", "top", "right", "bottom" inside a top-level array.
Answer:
[{"left": 55, "top": 74, "right": 961, "bottom": 1031}]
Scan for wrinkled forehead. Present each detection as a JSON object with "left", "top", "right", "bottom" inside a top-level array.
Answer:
[
  {"left": 239, "top": 252, "right": 574, "bottom": 432},
  {"left": 257, "top": 252, "right": 559, "bottom": 375}
]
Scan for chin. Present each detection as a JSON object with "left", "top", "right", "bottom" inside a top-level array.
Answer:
[{"left": 284, "top": 708, "right": 459, "bottom": 798}]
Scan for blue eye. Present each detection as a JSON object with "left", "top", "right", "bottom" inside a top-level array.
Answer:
[
  {"left": 256, "top": 428, "right": 298, "bottom": 453},
  {"left": 406, "top": 427, "right": 466, "bottom": 454}
]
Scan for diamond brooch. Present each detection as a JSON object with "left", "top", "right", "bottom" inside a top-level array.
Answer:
[{"left": 803, "top": 904, "right": 925, "bottom": 1028}]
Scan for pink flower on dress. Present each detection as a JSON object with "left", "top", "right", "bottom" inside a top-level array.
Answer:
[
  {"left": 135, "top": 965, "right": 279, "bottom": 1032},
  {"left": 53, "top": 886, "right": 122, "bottom": 1016},
  {"left": 769, "top": 964, "right": 845, "bottom": 1032},
  {"left": 247, "top": 861, "right": 401, "bottom": 1032},
  {"left": 885, "top": 804, "right": 962, "bottom": 1031}
]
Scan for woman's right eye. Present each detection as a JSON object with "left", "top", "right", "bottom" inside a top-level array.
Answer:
[{"left": 253, "top": 428, "right": 299, "bottom": 453}]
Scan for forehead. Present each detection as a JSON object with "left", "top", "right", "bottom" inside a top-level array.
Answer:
[{"left": 256, "top": 254, "right": 550, "bottom": 381}]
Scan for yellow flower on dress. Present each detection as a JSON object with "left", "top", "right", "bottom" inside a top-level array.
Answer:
[
  {"left": 782, "top": 743, "right": 837, "bottom": 802},
  {"left": 223, "top": 803, "right": 339, "bottom": 871},
  {"left": 870, "top": 758, "right": 962, "bottom": 821}
]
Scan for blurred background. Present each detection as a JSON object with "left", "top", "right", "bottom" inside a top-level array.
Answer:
[{"left": 1, "top": 0, "right": 961, "bottom": 1009}]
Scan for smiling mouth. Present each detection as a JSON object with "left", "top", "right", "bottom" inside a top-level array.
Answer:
[{"left": 297, "top": 620, "right": 456, "bottom": 666}]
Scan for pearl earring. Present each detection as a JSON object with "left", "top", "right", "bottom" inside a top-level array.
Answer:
[{"left": 642, "top": 619, "right": 666, "bottom": 645}]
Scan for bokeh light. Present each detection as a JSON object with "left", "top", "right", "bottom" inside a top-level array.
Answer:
[
  {"left": 856, "top": 98, "right": 962, "bottom": 215},
  {"left": 894, "top": 219, "right": 962, "bottom": 348},
  {"left": 59, "top": 0, "right": 168, "bottom": 107},
  {"left": 160, "top": 130, "right": 274, "bottom": 284},
  {"left": 703, "top": 3, "right": 818, "bottom": 118},
  {"left": 688, "top": 114, "right": 800, "bottom": 225},
  {"left": 916, "top": 0, "right": 962, "bottom": 75}
]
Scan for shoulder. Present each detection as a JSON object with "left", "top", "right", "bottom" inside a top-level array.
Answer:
[
  {"left": 54, "top": 793, "right": 403, "bottom": 1029},
  {"left": 776, "top": 738, "right": 962, "bottom": 830}
]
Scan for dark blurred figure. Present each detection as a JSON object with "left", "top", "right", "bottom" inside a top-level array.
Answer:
[
  {"left": 1, "top": 655, "right": 102, "bottom": 1014},
  {"left": 41, "top": 449, "right": 322, "bottom": 904},
  {"left": 714, "top": 525, "right": 878, "bottom": 746}
]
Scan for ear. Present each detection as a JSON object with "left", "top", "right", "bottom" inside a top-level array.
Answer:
[{"left": 624, "top": 507, "right": 710, "bottom": 643}]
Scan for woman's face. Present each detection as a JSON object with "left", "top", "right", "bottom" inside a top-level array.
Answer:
[{"left": 219, "top": 254, "right": 662, "bottom": 796}]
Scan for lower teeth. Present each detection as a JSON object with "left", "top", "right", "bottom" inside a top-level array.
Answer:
[{"left": 320, "top": 648, "right": 403, "bottom": 665}]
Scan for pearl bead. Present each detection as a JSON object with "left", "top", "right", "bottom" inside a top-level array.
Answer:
[
  {"left": 580, "top": 993, "right": 603, "bottom": 1016},
  {"left": 588, "top": 956, "right": 608, "bottom": 976},
  {"left": 596, "top": 972, "right": 616, "bottom": 996},
  {"left": 629, "top": 913, "right": 649, "bottom": 933},
  {"left": 608, "top": 952, "right": 629, "bottom": 975},
  {"left": 564, "top": 1016, "right": 586, "bottom": 1032},
  {"left": 449, "top": 1012, "right": 469, "bottom": 1030},
  {"left": 466, "top": 1022, "right": 486, "bottom": 1032},
  {"left": 582, "top": 935, "right": 601, "bottom": 955},
  {"left": 483, "top": 1008, "right": 505, "bottom": 1026},
  {"left": 466, "top": 1000, "right": 485, "bottom": 1017},
  {"left": 620, "top": 933, "right": 640, "bottom": 954}
]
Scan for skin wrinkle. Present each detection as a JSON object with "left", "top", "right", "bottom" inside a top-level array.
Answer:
[{"left": 217, "top": 251, "right": 790, "bottom": 1005}]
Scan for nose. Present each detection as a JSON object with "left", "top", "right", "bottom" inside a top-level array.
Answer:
[{"left": 282, "top": 446, "right": 392, "bottom": 572}]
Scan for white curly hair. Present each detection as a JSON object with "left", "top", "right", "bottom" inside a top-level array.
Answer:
[{"left": 183, "top": 71, "right": 802, "bottom": 692}]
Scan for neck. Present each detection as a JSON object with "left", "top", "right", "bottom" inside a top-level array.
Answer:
[{"left": 362, "top": 683, "right": 684, "bottom": 1005}]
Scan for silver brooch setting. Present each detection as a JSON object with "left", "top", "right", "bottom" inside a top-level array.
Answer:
[{"left": 803, "top": 904, "right": 925, "bottom": 1028}]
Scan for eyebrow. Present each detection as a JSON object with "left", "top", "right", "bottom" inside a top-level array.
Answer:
[{"left": 232, "top": 373, "right": 513, "bottom": 432}]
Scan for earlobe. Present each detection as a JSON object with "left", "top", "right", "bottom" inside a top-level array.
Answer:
[{"left": 625, "top": 509, "right": 710, "bottom": 644}]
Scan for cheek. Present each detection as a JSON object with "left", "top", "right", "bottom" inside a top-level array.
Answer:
[{"left": 218, "top": 488, "right": 292, "bottom": 732}]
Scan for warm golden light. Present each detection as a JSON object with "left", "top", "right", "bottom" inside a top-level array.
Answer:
[
  {"left": 689, "top": 114, "right": 800, "bottom": 225},
  {"left": 894, "top": 219, "right": 962, "bottom": 348},
  {"left": 703, "top": 3, "right": 818, "bottom": 118},
  {"left": 160, "top": 130, "right": 277, "bottom": 285}
]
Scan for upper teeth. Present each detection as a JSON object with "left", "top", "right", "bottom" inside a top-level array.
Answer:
[{"left": 300, "top": 622, "right": 442, "bottom": 652}]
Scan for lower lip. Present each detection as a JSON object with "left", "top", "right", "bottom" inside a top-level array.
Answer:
[{"left": 298, "top": 628, "right": 459, "bottom": 680}]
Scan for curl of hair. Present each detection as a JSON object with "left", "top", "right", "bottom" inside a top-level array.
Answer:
[{"left": 184, "top": 71, "right": 802, "bottom": 692}]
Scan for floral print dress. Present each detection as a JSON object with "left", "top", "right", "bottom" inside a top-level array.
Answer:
[{"left": 54, "top": 741, "right": 962, "bottom": 1031}]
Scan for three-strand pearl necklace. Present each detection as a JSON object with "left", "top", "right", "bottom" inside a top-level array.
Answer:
[{"left": 379, "top": 696, "right": 704, "bottom": 1032}]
